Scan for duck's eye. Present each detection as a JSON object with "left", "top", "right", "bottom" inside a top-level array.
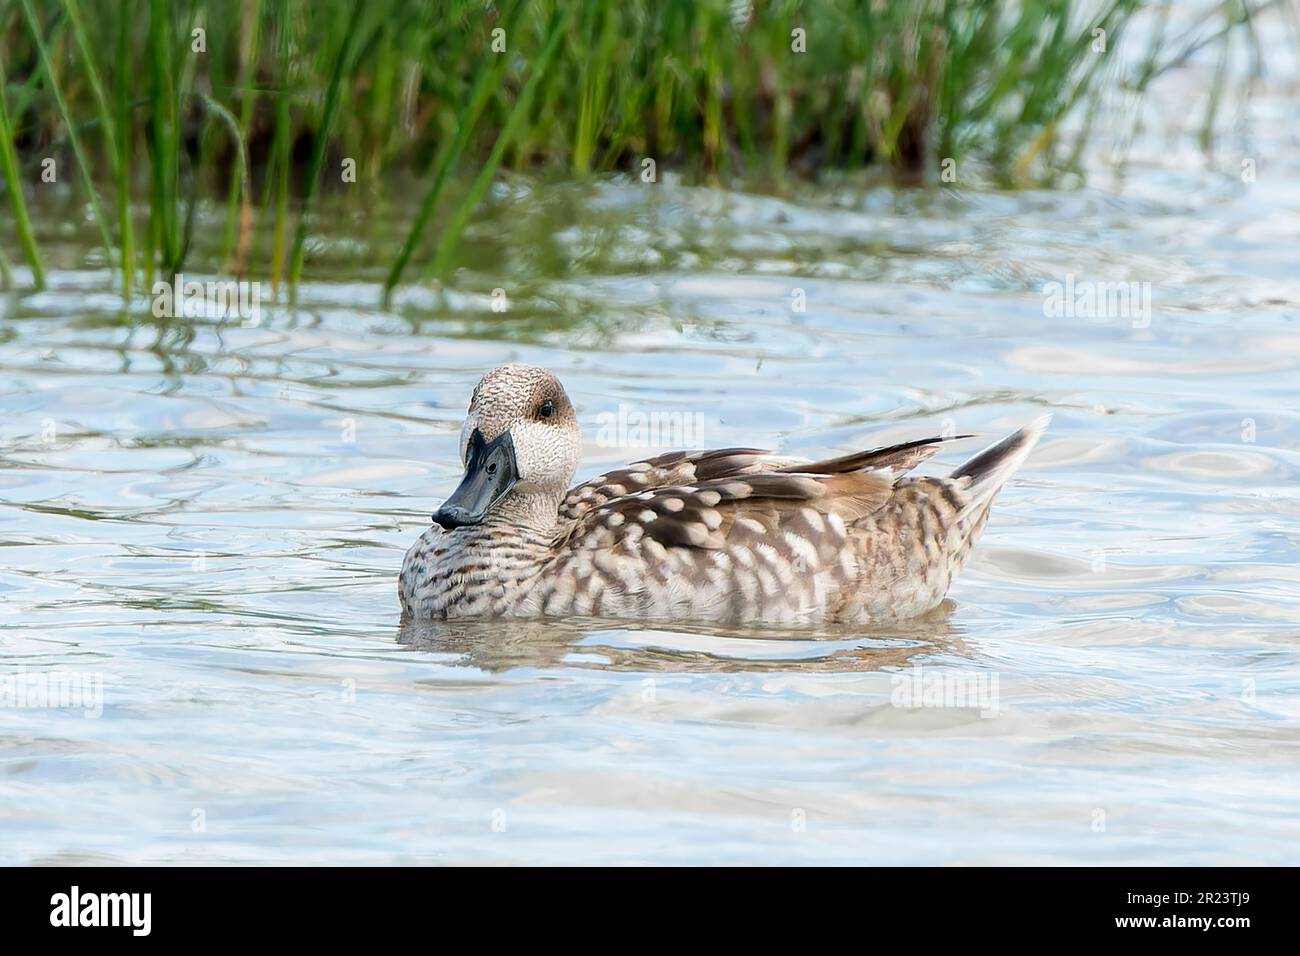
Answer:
[{"left": 537, "top": 399, "right": 555, "bottom": 420}]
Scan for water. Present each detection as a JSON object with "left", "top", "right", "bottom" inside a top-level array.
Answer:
[{"left": 4, "top": 35, "right": 1300, "bottom": 867}]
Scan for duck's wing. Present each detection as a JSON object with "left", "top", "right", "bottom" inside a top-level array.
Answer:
[
  {"left": 557, "top": 435, "right": 963, "bottom": 552},
  {"left": 557, "top": 436, "right": 967, "bottom": 522},
  {"left": 558, "top": 448, "right": 806, "bottom": 522}
]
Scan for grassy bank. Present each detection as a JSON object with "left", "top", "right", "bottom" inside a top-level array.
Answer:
[{"left": 0, "top": 0, "right": 1259, "bottom": 299}]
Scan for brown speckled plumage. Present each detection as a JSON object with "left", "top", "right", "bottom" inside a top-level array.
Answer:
[{"left": 400, "top": 364, "right": 1049, "bottom": 625}]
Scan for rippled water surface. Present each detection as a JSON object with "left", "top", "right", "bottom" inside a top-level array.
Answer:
[{"left": 5, "top": 53, "right": 1300, "bottom": 865}]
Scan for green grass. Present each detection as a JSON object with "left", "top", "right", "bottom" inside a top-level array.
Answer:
[
  {"left": 0, "top": 0, "right": 1264, "bottom": 301},
  {"left": 0, "top": 36, "right": 44, "bottom": 289}
]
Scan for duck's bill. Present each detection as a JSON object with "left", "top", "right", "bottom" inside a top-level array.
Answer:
[{"left": 432, "top": 429, "right": 518, "bottom": 529}]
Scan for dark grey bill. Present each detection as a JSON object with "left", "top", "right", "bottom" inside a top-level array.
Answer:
[{"left": 432, "top": 429, "right": 518, "bottom": 529}]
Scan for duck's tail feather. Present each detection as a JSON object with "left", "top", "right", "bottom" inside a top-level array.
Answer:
[{"left": 950, "top": 413, "right": 1051, "bottom": 512}]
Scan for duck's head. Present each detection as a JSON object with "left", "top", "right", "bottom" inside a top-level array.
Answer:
[{"left": 433, "top": 364, "right": 581, "bottom": 530}]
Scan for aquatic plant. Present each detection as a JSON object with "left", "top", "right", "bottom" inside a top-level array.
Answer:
[{"left": 0, "top": 0, "right": 1270, "bottom": 299}]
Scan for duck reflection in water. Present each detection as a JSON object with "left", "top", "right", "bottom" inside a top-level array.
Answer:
[{"left": 397, "top": 600, "right": 966, "bottom": 675}]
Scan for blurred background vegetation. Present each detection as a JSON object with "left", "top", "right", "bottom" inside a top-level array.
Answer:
[{"left": 0, "top": 0, "right": 1274, "bottom": 299}]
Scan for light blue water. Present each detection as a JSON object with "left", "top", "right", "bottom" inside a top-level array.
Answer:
[{"left": 3, "top": 24, "right": 1300, "bottom": 865}]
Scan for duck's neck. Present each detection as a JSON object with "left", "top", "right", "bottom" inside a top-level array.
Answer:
[
  {"left": 488, "top": 488, "right": 562, "bottom": 535},
  {"left": 440, "top": 488, "right": 561, "bottom": 573},
  {"left": 402, "top": 488, "right": 566, "bottom": 619},
  {"left": 420, "top": 493, "right": 557, "bottom": 617}
]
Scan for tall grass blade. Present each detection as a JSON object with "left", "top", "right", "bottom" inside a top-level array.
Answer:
[
  {"left": 0, "top": 44, "right": 46, "bottom": 289},
  {"left": 20, "top": 0, "right": 116, "bottom": 266},
  {"left": 148, "top": 0, "right": 180, "bottom": 281},
  {"left": 383, "top": 0, "right": 524, "bottom": 303},
  {"left": 62, "top": 0, "right": 133, "bottom": 295},
  {"left": 115, "top": 1, "right": 135, "bottom": 296},
  {"left": 288, "top": 1, "right": 369, "bottom": 304},
  {"left": 429, "top": 5, "right": 573, "bottom": 281}
]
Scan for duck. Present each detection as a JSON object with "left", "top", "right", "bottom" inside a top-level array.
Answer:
[{"left": 400, "top": 363, "right": 1049, "bottom": 625}]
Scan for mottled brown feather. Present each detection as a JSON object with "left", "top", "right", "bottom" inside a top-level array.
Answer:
[
  {"left": 558, "top": 447, "right": 802, "bottom": 521},
  {"left": 558, "top": 435, "right": 963, "bottom": 547},
  {"left": 556, "top": 468, "right": 896, "bottom": 555},
  {"left": 560, "top": 436, "right": 962, "bottom": 521}
]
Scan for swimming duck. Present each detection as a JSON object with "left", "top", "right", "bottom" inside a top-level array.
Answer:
[{"left": 400, "top": 364, "right": 1049, "bottom": 625}]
